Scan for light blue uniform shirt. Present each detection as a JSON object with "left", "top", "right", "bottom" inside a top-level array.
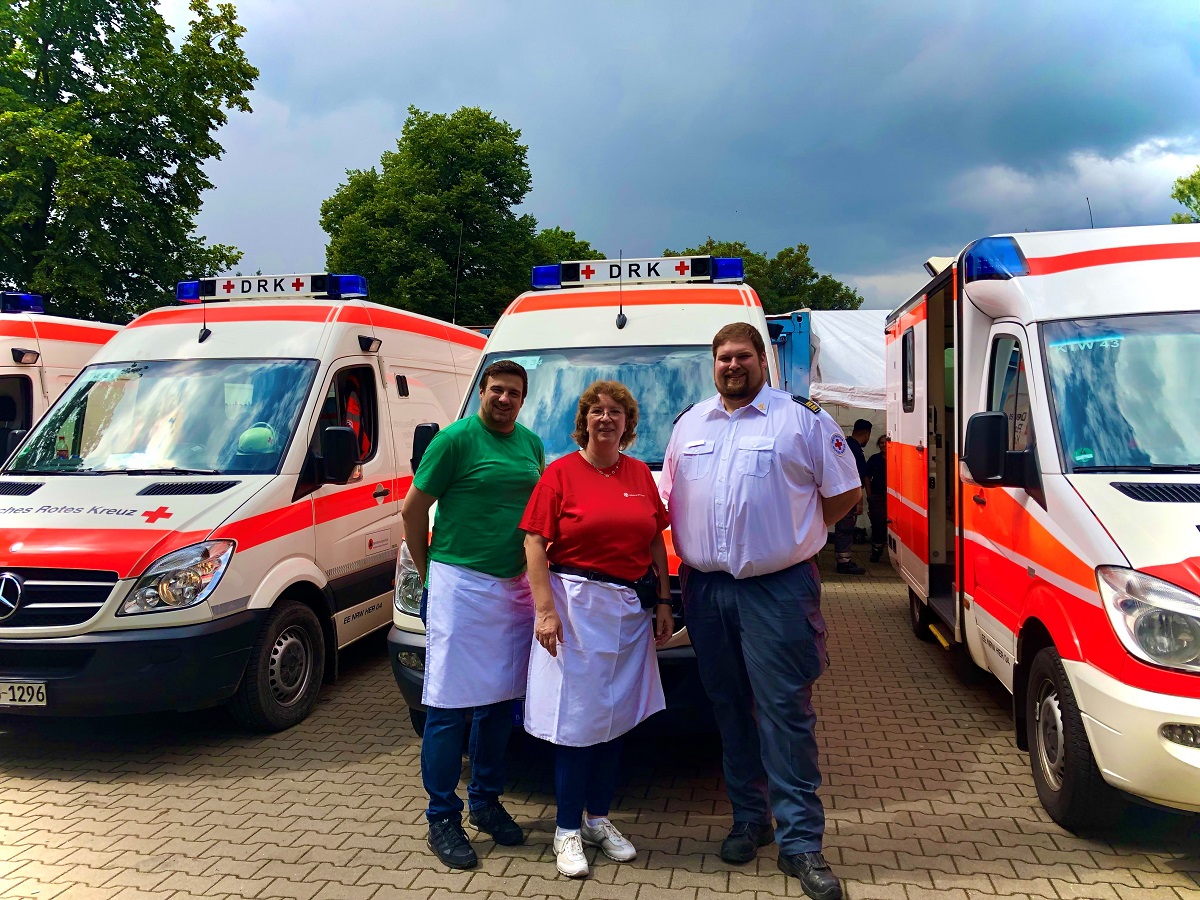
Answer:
[{"left": 661, "top": 384, "right": 861, "bottom": 579}]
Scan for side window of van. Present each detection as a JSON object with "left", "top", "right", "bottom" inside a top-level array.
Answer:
[
  {"left": 987, "top": 336, "right": 1032, "bottom": 451},
  {"left": 313, "top": 366, "right": 378, "bottom": 463},
  {"left": 901, "top": 328, "right": 915, "bottom": 413}
]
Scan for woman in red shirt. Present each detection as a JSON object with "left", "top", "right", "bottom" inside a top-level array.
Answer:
[{"left": 521, "top": 380, "right": 674, "bottom": 879}]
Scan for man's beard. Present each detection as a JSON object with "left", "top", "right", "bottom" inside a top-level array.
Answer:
[{"left": 718, "top": 372, "right": 758, "bottom": 399}]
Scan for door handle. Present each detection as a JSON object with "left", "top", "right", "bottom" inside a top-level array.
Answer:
[
  {"left": 973, "top": 494, "right": 986, "bottom": 506},
  {"left": 373, "top": 487, "right": 391, "bottom": 499},
  {"left": 916, "top": 441, "right": 925, "bottom": 454}
]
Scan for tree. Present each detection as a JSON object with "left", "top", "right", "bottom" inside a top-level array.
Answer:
[
  {"left": 662, "top": 237, "right": 862, "bottom": 312},
  {"left": 0, "top": 0, "right": 257, "bottom": 322},
  {"left": 323, "top": 106, "right": 543, "bottom": 325},
  {"left": 531, "top": 226, "right": 604, "bottom": 265},
  {"left": 1170, "top": 166, "right": 1200, "bottom": 224}
]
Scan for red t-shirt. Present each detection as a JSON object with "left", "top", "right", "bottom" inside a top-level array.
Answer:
[{"left": 520, "top": 451, "right": 669, "bottom": 582}]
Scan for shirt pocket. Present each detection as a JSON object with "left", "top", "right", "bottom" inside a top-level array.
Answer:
[
  {"left": 680, "top": 440, "right": 716, "bottom": 481},
  {"left": 734, "top": 435, "right": 776, "bottom": 477}
]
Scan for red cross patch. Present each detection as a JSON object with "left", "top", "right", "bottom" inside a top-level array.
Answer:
[{"left": 831, "top": 434, "right": 846, "bottom": 455}]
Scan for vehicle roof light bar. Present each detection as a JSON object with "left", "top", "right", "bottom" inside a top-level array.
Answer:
[
  {"left": 531, "top": 256, "right": 745, "bottom": 290},
  {"left": 176, "top": 273, "right": 369, "bottom": 303}
]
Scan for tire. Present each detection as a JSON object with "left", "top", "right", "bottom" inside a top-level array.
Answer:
[
  {"left": 909, "top": 589, "right": 933, "bottom": 641},
  {"left": 410, "top": 707, "right": 427, "bottom": 737},
  {"left": 230, "top": 600, "right": 326, "bottom": 732},
  {"left": 1025, "top": 646, "right": 1122, "bottom": 831}
]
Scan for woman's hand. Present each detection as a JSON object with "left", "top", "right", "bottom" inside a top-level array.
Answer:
[
  {"left": 535, "top": 609, "right": 564, "bottom": 657},
  {"left": 654, "top": 603, "right": 674, "bottom": 647}
]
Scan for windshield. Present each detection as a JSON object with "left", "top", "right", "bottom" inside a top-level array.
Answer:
[
  {"left": 463, "top": 346, "right": 714, "bottom": 467},
  {"left": 8, "top": 358, "right": 318, "bottom": 475},
  {"left": 1042, "top": 314, "right": 1200, "bottom": 472}
]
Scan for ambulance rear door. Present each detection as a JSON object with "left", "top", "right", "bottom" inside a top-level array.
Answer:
[{"left": 892, "top": 298, "right": 930, "bottom": 596}]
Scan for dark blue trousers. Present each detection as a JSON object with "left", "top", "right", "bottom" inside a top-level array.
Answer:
[
  {"left": 681, "top": 560, "right": 828, "bottom": 854},
  {"left": 422, "top": 701, "right": 513, "bottom": 822},
  {"left": 554, "top": 737, "right": 624, "bottom": 829}
]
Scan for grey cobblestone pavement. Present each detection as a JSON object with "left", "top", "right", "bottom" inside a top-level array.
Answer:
[{"left": 2, "top": 551, "right": 1199, "bottom": 900}]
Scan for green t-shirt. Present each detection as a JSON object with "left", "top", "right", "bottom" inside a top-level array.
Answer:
[{"left": 414, "top": 414, "right": 545, "bottom": 579}]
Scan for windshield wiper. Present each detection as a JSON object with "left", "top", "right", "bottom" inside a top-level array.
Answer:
[
  {"left": 1074, "top": 464, "right": 1200, "bottom": 474},
  {"left": 4, "top": 467, "right": 103, "bottom": 475},
  {"left": 108, "top": 467, "right": 223, "bottom": 476}
]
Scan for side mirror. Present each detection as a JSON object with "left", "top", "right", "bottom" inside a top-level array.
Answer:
[
  {"left": 962, "top": 411, "right": 1008, "bottom": 485},
  {"left": 411, "top": 422, "right": 440, "bottom": 473},
  {"left": 5, "top": 429, "right": 27, "bottom": 460},
  {"left": 320, "top": 426, "right": 359, "bottom": 485}
]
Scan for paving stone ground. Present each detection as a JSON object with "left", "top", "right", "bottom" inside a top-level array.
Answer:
[{"left": 2, "top": 549, "right": 1199, "bottom": 900}]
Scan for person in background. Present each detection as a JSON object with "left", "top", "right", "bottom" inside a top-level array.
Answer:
[
  {"left": 865, "top": 434, "right": 888, "bottom": 562},
  {"left": 401, "top": 360, "right": 545, "bottom": 871},
  {"left": 521, "top": 380, "right": 674, "bottom": 879},
  {"left": 832, "top": 419, "right": 872, "bottom": 575},
  {"left": 662, "top": 323, "right": 860, "bottom": 900}
]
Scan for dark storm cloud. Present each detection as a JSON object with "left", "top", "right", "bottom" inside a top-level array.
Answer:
[{"left": 179, "top": 0, "right": 1200, "bottom": 308}]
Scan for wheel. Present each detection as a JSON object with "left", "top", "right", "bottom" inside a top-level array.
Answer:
[
  {"left": 409, "top": 707, "right": 427, "bottom": 737},
  {"left": 909, "top": 589, "right": 933, "bottom": 641},
  {"left": 1025, "top": 647, "right": 1122, "bottom": 830},
  {"left": 230, "top": 600, "right": 326, "bottom": 732}
]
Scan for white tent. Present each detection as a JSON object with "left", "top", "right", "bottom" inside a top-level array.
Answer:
[{"left": 808, "top": 309, "right": 888, "bottom": 411}]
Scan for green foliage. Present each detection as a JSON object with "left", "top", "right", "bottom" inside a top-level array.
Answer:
[
  {"left": 0, "top": 0, "right": 257, "bottom": 322},
  {"left": 662, "top": 237, "right": 862, "bottom": 312},
  {"left": 532, "top": 226, "right": 604, "bottom": 265},
  {"left": 323, "top": 106, "right": 549, "bottom": 326},
  {"left": 1170, "top": 166, "right": 1200, "bottom": 224}
]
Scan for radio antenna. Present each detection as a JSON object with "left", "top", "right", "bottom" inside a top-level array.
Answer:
[
  {"left": 616, "top": 249, "right": 627, "bottom": 329},
  {"left": 451, "top": 221, "right": 464, "bottom": 325},
  {"left": 1086, "top": 197, "right": 1094, "bottom": 229},
  {"left": 199, "top": 280, "right": 211, "bottom": 343}
]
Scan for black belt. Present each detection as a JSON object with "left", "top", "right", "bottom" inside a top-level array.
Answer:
[{"left": 549, "top": 563, "right": 638, "bottom": 590}]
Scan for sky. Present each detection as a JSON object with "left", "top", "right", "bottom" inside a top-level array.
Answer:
[{"left": 160, "top": 1, "right": 1200, "bottom": 309}]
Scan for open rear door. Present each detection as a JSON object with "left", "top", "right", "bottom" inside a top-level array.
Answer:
[{"left": 889, "top": 299, "right": 930, "bottom": 596}]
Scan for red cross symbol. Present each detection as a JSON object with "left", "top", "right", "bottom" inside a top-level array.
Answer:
[
  {"left": 222, "top": 280, "right": 236, "bottom": 293},
  {"left": 674, "top": 260, "right": 690, "bottom": 276},
  {"left": 141, "top": 506, "right": 172, "bottom": 525},
  {"left": 291, "top": 278, "right": 304, "bottom": 291},
  {"left": 580, "top": 265, "right": 595, "bottom": 280}
]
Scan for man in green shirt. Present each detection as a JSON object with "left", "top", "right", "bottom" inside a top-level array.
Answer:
[{"left": 402, "top": 360, "right": 545, "bottom": 870}]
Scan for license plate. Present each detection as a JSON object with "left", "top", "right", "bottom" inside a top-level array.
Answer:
[{"left": 0, "top": 682, "right": 47, "bottom": 706}]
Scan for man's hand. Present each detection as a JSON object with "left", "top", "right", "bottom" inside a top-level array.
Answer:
[
  {"left": 535, "top": 610, "right": 564, "bottom": 657},
  {"left": 654, "top": 604, "right": 674, "bottom": 646}
]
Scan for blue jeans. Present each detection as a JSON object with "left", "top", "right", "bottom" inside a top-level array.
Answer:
[
  {"left": 681, "top": 560, "right": 828, "bottom": 854},
  {"left": 554, "top": 737, "right": 623, "bottom": 830},
  {"left": 422, "top": 701, "right": 514, "bottom": 822}
]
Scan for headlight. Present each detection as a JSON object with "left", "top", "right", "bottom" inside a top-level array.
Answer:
[
  {"left": 393, "top": 540, "right": 422, "bottom": 617},
  {"left": 120, "top": 540, "right": 235, "bottom": 615},
  {"left": 1097, "top": 566, "right": 1200, "bottom": 672}
]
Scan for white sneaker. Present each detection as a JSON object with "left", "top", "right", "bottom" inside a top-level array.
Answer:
[
  {"left": 553, "top": 830, "right": 589, "bottom": 878},
  {"left": 581, "top": 817, "right": 637, "bottom": 861}
]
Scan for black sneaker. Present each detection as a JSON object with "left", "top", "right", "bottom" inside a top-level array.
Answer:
[
  {"left": 428, "top": 817, "right": 478, "bottom": 869},
  {"left": 835, "top": 561, "right": 866, "bottom": 575},
  {"left": 778, "top": 851, "right": 843, "bottom": 900},
  {"left": 720, "top": 821, "right": 774, "bottom": 864},
  {"left": 869, "top": 547, "right": 883, "bottom": 563},
  {"left": 468, "top": 801, "right": 525, "bottom": 846}
]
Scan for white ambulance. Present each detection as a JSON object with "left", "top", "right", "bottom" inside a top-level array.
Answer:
[
  {"left": 387, "top": 255, "right": 777, "bottom": 734},
  {"left": 0, "top": 274, "right": 482, "bottom": 730},
  {"left": 887, "top": 223, "right": 1200, "bottom": 828},
  {"left": 0, "top": 292, "right": 121, "bottom": 456}
]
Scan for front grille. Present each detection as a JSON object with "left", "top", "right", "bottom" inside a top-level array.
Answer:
[
  {"left": 0, "top": 482, "right": 42, "bottom": 496},
  {"left": 137, "top": 481, "right": 240, "bottom": 496},
  {"left": 1112, "top": 482, "right": 1200, "bottom": 503},
  {"left": 0, "top": 568, "right": 119, "bottom": 629},
  {"left": 0, "top": 646, "right": 94, "bottom": 677}
]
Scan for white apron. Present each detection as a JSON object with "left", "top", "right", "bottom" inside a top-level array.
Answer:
[
  {"left": 524, "top": 572, "right": 666, "bottom": 747},
  {"left": 422, "top": 560, "right": 535, "bottom": 709}
]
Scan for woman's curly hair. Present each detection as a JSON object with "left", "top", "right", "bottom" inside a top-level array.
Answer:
[{"left": 572, "top": 380, "right": 639, "bottom": 450}]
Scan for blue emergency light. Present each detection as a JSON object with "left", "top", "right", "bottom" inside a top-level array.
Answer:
[
  {"left": 176, "top": 281, "right": 202, "bottom": 302},
  {"left": 963, "top": 237, "right": 1029, "bottom": 283},
  {"left": 711, "top": 257, "right": 745, "bottom": 282},
  {"left": 1, "top": 292, "right": 45, "bottom": 313},
  {"left": 327, "top": 274, "right": 368, "bottom": 297},
  {"left": 531, "top": 265, "right": 562, "bottom": 290}
]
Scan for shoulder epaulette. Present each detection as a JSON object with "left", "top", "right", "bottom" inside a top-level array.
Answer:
[
  {"left": 792, "top": 395, "right": 822, "bottom": 414},
  {"left": 673, "top": 403, "right": 695, "bottom": 425}
]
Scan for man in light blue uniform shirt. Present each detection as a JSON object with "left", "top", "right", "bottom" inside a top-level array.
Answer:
[{"left": 661, "top": 322, "right": 861, "bottom": 900}]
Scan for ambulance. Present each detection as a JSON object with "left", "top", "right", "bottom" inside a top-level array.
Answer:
[
  {"left": 388, "top": 255, "right": 776, "bottom": 735},
  {"left": 0, "top": 291, "right": 120, "bottom": 457},
  {"left": 0, "top": 274, "right": 482, "bottom": 730},
  {"left": 887, "top": 223, "right": 1200, "bottom": 829}
]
